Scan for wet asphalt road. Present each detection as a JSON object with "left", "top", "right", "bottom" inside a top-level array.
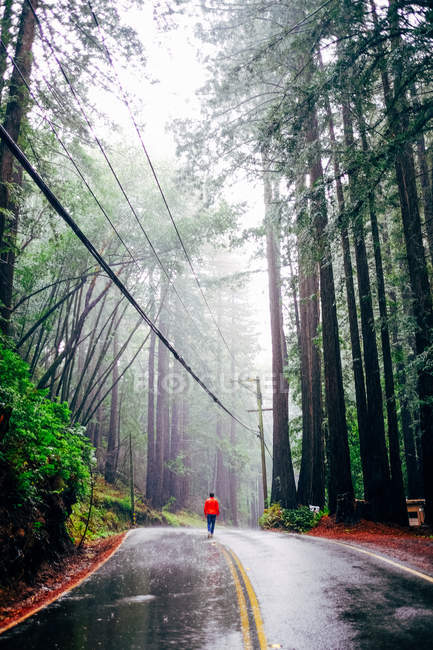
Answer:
[{"left": 1, "top": 527, "right": 433, "bottom": 649}]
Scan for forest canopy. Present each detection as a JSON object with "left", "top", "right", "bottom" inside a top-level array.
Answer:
[{"left": 1, "top": 0, "right": 433, "bottom": 552}]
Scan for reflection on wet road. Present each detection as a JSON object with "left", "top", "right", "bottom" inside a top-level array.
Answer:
[
  {"left": 1, "top": 529, "right": 243, "bottom": 649},
  {"left": 2, "top": 527, "right": 433, "bottom": 649}
]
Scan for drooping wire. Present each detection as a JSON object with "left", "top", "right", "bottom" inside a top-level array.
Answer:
[
  {"left": 24, "top": 0, "right": 239, "bottom": 405},
  {"left": 87, "top": 0, "right": 236, "bottom": 363},
  {"left": 24, "top": 0, "right": 259, "bottom": 424},
  {"left": 0, "top": 123, "right": 257, "bottom": 434},
  {"left": 27, "top": 0, "right": 244, "bottom": 406},
  {"left": 0, "top": 38, "right": 142, "bottom": 274},
  {"left": 25, "top": 0, "right": 195, "bottom": 321}
]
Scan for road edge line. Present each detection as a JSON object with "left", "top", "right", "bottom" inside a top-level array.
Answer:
[
  {"left": 330, "top": 539, "right": 433, "bottom": 584},
  {"left": 0, "top": 530, "right": 129, "bottom": 636},
  {"left": 304, "top": 535, "right": 433, "bottom": 584}
]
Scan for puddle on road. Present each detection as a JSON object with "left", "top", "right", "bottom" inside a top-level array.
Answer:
[
  {"left": 115, "top": 594, "right": 156, "bottom": 604},
  {"left": 0, "top": 529, "right": 243, "bottom": 650}
]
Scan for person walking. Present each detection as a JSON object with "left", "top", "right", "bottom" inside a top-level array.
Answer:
[{"left": 204, "top": 492, "right": 220, "bottom": 538}]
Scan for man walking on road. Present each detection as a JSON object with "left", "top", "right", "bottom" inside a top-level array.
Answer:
[{"left": 204, "top": 492, "right": 220, "bottom": 538}]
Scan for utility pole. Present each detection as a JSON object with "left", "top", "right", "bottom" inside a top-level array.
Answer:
[
  {"left": 254, "top": 376, "right": 268, "bottom": 505},
  {"left": 240, "top": 376, "right": 270, "bottom": 505}
]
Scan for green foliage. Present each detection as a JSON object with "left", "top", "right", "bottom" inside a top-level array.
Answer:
[
  {"left": 0, "top": 341, "right": 92, "bottom": 506},
  {"left": 162, "top": 509, "right": 204, "bottom": 528},
  {"left": 67, "top": 476, "right": 163, "bottom": 542},
  {"left": 259, "top": 503, "right": 325, "bottom": 533},
  {"left": 162, "top": 496, "right": 177, "bottom": 512}
]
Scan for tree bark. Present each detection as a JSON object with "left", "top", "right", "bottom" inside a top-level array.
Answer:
[
  {"left": 105, "top": 331, "right": 119, "bottom": 484},
  {"left": 154, "top": 294, "right": 169, "bottom": 508},
  {"left": 263, "top": 157, "right": 297, "bottom": 509},
  {"left": 373, "top": 0, "right": 433, "bottom": 523},
  {"left": 342, "top": 101, "right": 392, "bottom": 521},
  {"left": 146, "top": 329, "right": 156, "bottom": 502},
  {"left": 304, "top": 91, "right": 354, "bottom": 520},
  {"left": 0, "top": 0, "right": 39, "bottom": 334},
  {"left": 356, "top": 107, "right": 408, "bottom": 525}
]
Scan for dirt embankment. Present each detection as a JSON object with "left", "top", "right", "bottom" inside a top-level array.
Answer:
[
  {"left": 0, "top": 532, "right": 125, "bottom": 634},
  {"left": 307, "top": 515, "right": 433, "bottom": 575}
]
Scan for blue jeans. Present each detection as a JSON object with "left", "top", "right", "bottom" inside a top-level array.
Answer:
[{"left": 207, "top": 514, "right": 216, "bottom": 534}]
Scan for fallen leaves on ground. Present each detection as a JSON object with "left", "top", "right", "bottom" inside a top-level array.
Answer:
[{"left": 308, "top": 516, "right": 433, "bottom": 575}]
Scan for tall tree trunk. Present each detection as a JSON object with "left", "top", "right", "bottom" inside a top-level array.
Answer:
[
  {"left": 263, "top": 158, "right": 297, "bottom": 509},
  {"left": 0, "top": 0, "right": 14, "bottom": 103},
  {"left": 0, "top": 0, "right": 39, "bottom": 334},
  {"left": 296, "top": 229, "right": 322, "bottom": 506},
  {"left": 382, "top": 218, "right": 423, "bottom": 498},
  {"left": 180, "top": 392, "right": 190, "bottom": 508},
  {"left": 161, "top": 354, "right": 171, "bottom": 507},
  {"left": 320, "top": 60, "right": 370, "bottom": 503},
  {"left": 342, "top": 101, "right": 392, "bottom": 521},
  {"left": 146, "top": 329, "right": 156, "bottom": 503},
  {"left": 410, "top": 87, "right": 433, "bottom": 267},
  {"left": 229, "top": 319, "right": 238, "bottom": 525},
  {"left": 355, "top": 107, "right": 408, "bottom": 524},
  {"left": 304, "top": 90, "right": 354, "bottom": 520},
  {"left": 169, "top": 392, "right": 181, "bottom": 507},
  {"left": 105, "top": 332, "right": 119, "bottom": 484},
  {"left": 154, "top": 296, "right": 169, "bottom": 508},
  {"left": 373, "top": 0, "right": 433, "bottom": 523}
]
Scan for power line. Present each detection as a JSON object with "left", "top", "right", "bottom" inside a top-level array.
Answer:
[
  {"left": 24, "top": 2, "right": 238, "bottom": 407},
  {"left": 0, "top": 123, "right": 256, "bottom": 434},
  {"left": 27, "top": 0, "right": 241, "bottom": 404},
  {"left": 87, "top": 0, "right": 236, "bottom": 362},
  {"left": 0, "top": 38, "right": 142, "bottom": 274},
  {"left": 26, "top": 0, "right": 194, "bottom": 321}
]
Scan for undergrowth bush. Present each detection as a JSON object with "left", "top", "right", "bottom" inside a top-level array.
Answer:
[
  {"left": 0, "top": 342, "right": 92, "bottom": 507},
  {"left": 259, "top": 504, "right": 325, "bottom": 533}
]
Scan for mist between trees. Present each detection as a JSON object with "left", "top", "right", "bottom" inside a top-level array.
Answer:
[{"left": 1, "top": 0, "right": 433, "bottom": 542}]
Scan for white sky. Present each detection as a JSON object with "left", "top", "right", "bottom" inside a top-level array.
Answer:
[{"left": 97, "top": 3, "right": 273, "bottom": 407}]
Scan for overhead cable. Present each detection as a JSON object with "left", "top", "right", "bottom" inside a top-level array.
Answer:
[
  {"left": 26, "top": 0, "right": 237, "bottom": 401},
  {"left": 25, "top": 0, "right": 194, "bottom": 321},
  {"left": 0, "top": 38, "right": 141, "bottom": 273},
  {"left": 87, "top": 0, "right": 236, "bottom": 362},
  {"left": 0, "top": 123, "right": 256, "bottom": 434}
]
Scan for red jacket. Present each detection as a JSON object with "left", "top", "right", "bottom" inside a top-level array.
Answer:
[{"left": 204, "top": 497, "right": 220, "bottom": 516}]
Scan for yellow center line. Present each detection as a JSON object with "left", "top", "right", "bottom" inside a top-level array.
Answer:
[
  {"left": 219, "top": 545, "right": 252, "bottom": 649},
  {"left": 329, "top": 539, "right": 433, "bottom": 584},
  {"left": 225, "top": 546, "right": 268, "bottom": 650}
]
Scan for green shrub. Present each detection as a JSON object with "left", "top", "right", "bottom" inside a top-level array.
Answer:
[
  {"left": 259, "top": 503, "right": 285, "bottom": 529},
  {"left": 0, "top": 342, "right": 92, "bottom": 507},
  {"left": 259, "top": 503, "right": 325, "bottom": 533}
]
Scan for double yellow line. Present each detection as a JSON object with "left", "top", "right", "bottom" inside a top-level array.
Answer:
[{"left": 218, "top": 543, "right": 268, "bottom": 650}]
